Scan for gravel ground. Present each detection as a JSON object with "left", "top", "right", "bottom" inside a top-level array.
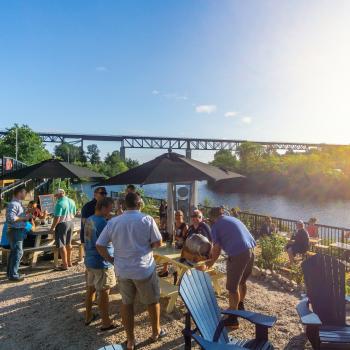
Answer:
[{"left": 0, "top": 252, "right": 312, "bottom": 350}]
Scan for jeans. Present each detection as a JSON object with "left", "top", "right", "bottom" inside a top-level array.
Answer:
[{"left": 7, "top": 228, "right": 24, "bottom": 279}]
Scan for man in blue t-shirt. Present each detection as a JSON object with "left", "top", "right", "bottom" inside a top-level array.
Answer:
[
  {"left": 207, "top": 207, "right": 256, "bottom": 327},
  {"left": 84, "top": 197, "right": 117, "bottom": 331}
]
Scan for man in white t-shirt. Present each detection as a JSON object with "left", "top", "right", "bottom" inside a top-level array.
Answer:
[{"left": 96, "top": 192, "right": 165, "bottom": 350}]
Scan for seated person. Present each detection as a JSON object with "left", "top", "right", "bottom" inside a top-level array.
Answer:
[
  {"left": 187, "top": 210, "right": 212, "bottom": 242},
  {"left": 285, "top": 220, "right": 309, "bottom": 264},
  {"left": 259, "top": 216, "right": 276, "bottom": 237},
  {"left": 306, "top": 217, "right": 318, "bottom": 238},
  {"left": 158, "top": 210, "right": 188, "bottom": 277},
  {"left": 230, "top": 208, "right": 239, "bottom": 218},
  {"left": 23, "top": 201, "right": 48, "bottom": 248}
]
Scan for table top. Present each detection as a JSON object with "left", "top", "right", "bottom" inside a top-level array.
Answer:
[
  {"left": 330, "top": 242, "right": 350, "bottom": 251},
  {"left": 31, "top": 220, "right": 80, "bottom": 235},
  {"left": 153, "top": 245, "right": 182, "bottom": 259}
]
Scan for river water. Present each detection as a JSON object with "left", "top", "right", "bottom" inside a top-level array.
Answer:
[{"left": 78, "top": 182, "right": 350, "bottom": 228}]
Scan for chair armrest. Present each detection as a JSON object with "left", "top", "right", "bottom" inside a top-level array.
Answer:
[
  {"left": 346, "top": 296, "right": 350, "bottom": 303},
  {"left": 192, "top": 334, "right": 244, "bottom": 349},
  {"left": 296, "top": 298, "right": 322, "bottom": 326},
  {"left": 221, "top": 309, "right": 277, "bottom": 328}
]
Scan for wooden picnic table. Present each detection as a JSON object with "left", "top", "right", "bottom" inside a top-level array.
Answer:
[
  {"left": 1, "top": 219, "right": 81, "bottom": 267},
  {"left": 153, "top": 244, "right": 225, "bottom": 313}
]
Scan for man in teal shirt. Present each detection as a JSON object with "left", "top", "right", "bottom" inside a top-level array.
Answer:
[{"left": 50, "top": 189, "right": 76, "bottom": 270}]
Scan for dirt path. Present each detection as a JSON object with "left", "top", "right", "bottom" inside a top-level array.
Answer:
[{"left": 0, "top": 258, "right": 311, "bottom": 350}]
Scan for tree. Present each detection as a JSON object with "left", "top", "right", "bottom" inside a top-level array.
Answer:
[
  {"left": 55, "top": 143, "right": 86, "bottom": 163},
  {"left": 0, "top": 124, "right": 51, "bottom": 164},
  {"left": 210, "top": 150, "right": 238, "bottom": 171},
  {"left": 86, "top": 144, "right": 101, "bottom": 164},
  {"left": 125, "top": 157, "right": 139, "bottom": 169},
  {"left": 104, "top": 151, "right": 128, "bottom": 176}
]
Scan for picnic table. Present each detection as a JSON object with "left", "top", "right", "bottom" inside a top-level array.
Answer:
[
  {"left": 1, "top": 219, "right": 81, "bottom": 267},
  {"left": 153, "top": 244, "right": 225, "bottom": 313},
  {"left": 330, "top": 242, "right": 350, "bottom": 260}
]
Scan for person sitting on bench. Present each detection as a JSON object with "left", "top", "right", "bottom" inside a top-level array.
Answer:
[{"left": 285, "top": 220, "right": 309, "bottom": 264}]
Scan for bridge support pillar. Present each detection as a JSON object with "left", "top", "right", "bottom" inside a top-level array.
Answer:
[
  {"left": 120, "top": 146, "right": 126, "bottom": 161},
  {"left": 186, "top": 148, "right": 192, "bottom": 159}
]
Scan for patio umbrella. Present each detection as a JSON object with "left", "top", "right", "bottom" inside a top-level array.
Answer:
[
  {"left": 97, "top": 152, "right": 244, "bottom": 186},
  {"left": 0, "top": 158, "right": 105, "bottom": 181},
  {"left": 96, "top": 152, "right": 244, "bottom": 235}
]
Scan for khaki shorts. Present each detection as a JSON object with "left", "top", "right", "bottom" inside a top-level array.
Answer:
[
  {"left": 226, "top": 249, "right": 254, "bottom": 293},
  {"left": 118, "top": 268, "right": 160, "bottom": 305},
  {"left": 86, "top": 267, "right": 116, "bottom": 291}
]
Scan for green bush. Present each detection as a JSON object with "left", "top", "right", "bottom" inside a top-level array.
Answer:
[{"left": 257, "top": 233, "right": 288, "bottom": 270}]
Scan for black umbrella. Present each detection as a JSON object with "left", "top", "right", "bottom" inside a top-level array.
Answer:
[
  {"left": 98, "top": 152, "right": 244, "bottom": 185},
  {"left": 0, "top": 159, "right": 105, "bottom": 181}
]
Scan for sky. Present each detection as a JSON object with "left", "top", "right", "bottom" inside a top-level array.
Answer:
[{"left": 1, "top": 0, "right": 350, "bottom": 162}]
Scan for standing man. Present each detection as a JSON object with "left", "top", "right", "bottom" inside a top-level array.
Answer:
[
  {"left": 6, "top": 186, "right": 31, "bottom": 281},
  {"left": 207, "top": 207, "right": 256, "bottom": 328},
  {"left": 96, "top": 192, "right": 165, "bottom": 350},
  {"left": 80, "top": 186, "right": 108, "bottom": 244},
  {"left": 50, "top": 189, "right": 74, "bottom": 270},
  {"left": 84, "top": 197, "right": 117, "bottom": 330}
]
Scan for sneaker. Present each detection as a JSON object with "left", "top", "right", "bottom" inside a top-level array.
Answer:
[
  {"left": 238, "top": 301, "right": 245, "bottom": 310},
  {"left": 8, "top": 276, "right": 25, "bottom": 282}
]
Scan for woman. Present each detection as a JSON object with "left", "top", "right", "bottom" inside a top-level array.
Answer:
[
  {"left": 306, "top": 217, "right": 318, "bottom": 238},
  {"left": 158, "top": 210, "right": 188, "bottom": 278},
  {"left": 259, "top": 216, "right": 276, "bottom": 237}
]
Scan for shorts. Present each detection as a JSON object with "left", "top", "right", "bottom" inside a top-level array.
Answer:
[
  {"left": 86, "top": 267, "right": 116, "bottom": 291},
  {"left": 286, "top": 243, "right": 308, "bottom": 256},
  {"left": 226, "top": 249, "right": 254, "bottom": 293},
  {"left": 55, "top": 221, "right": 73, "bottom": 248},
  {"left": 118, "top": 268, "right": 160, "bottom": 305}
]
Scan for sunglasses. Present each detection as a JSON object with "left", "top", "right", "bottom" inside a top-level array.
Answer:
[{"left": 97, "top": 191, "right": 107, "bottom": 195}]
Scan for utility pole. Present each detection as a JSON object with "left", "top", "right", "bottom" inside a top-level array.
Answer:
[{"left": 15, "top": 127, "right": 18, "bottom": 161}]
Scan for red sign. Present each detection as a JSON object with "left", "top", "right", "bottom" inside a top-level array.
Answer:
[{"left": 5, "top": 158, "right": 13, "bottom": 171}]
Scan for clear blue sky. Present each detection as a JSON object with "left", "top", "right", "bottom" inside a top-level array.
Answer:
[{"left": 1, "top": 1, "right": 350, "bottom": 161}]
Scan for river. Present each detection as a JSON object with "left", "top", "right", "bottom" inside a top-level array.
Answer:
[{"left": 77, "top": 182, "right": 350, "bottom": 228}]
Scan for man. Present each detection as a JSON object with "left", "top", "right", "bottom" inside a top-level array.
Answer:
[
  {"left": 96, "top": 192, "right": 165, "bottom": 350},
  {"left": 84, "top": 197, "right": 117, "bottom": 330},
  {"left": 285, "top": 220, "right": 309, "bottom": 264},
  {"left": 187, "top": 209, "right": 212, "bottom": 241},
  {"left": 207, "top": 207, "right": 256, "bottom": 327},
  {"left": 50, "top": 189, "right": 75, "bottom": 270},
  {"left": 80, "top": 187, "right": 108, "bottom": 243},
  {"left": 6, "top": 186, "right": 32, "bottom": 281}
]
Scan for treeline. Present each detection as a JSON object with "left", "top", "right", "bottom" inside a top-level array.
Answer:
[
  {"left": 210, "top": 143, "right": 350, "bottom": 200},
  {"left": 0, "top": 124, "right": 139, "bottom": 177}
]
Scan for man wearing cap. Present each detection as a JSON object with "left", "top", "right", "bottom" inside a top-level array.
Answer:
[
  {"left": 207, "top": 207, "right": 256, "bottom": 327},
  {"left": 50, "top": 189, "right": 75, "bottom": 270}
]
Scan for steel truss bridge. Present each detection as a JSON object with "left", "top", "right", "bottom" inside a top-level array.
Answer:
[{"left": 0, "top": 131, "right": 345, "bottom": 160}]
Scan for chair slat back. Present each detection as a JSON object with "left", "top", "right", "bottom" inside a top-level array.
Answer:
[
  {"left": 302, "top": 254, "right": 346, "bottom": 326},
  {"left": 179, "top": 269, "right": 229, "bottom": 344}
]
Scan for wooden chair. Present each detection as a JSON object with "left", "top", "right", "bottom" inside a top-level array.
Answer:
[
  {"left": 296, "top": 253, "right": 350, "bottom": 349},
  {"left": 179, "top": 269, "right": 277, "bottom": 349}
]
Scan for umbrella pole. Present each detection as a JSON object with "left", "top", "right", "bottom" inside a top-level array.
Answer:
[
  {"left": 190, "top": 181, "right": 198, "bottom": 213},
  {"left": 167, "top": 183, "right": 175, "bottom": 243}
]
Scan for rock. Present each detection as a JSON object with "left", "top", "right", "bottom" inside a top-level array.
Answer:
[
  {"left": 270, "top": 280, "right": 279, "bottom": 288},
  {"left": 265, "top": 269, "right": 272, "bottom": 276},
  {"left": 251, "top": 266, "right": 262, "bottom": 277}
]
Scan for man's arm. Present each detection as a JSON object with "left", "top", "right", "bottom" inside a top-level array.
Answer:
[
  {"left": 96, "top": 245, "right": 114, "bottom": 264},
  {"left": 207, "top": 243, "right": 221, "bottom": 268},
  {"left": 6, "top": 202, "right": 31, "bottom": 224},
  {"left": 50, "top": 216, "right": 62, "bottom": 232},
  {"left": 149, "top": 216, "right": 162, "bottom": 248}
]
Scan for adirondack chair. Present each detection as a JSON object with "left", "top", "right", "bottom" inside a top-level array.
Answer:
[
  {"left": 179, "top": 269, "right": 277, "bottom": 350},
  {"left": 296, "top": 253, "right": 350, "bottom": 349}
]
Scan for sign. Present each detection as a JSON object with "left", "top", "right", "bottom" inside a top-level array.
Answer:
[{"left": 39, "top": 194, "right": 55, "bottom": 214}]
